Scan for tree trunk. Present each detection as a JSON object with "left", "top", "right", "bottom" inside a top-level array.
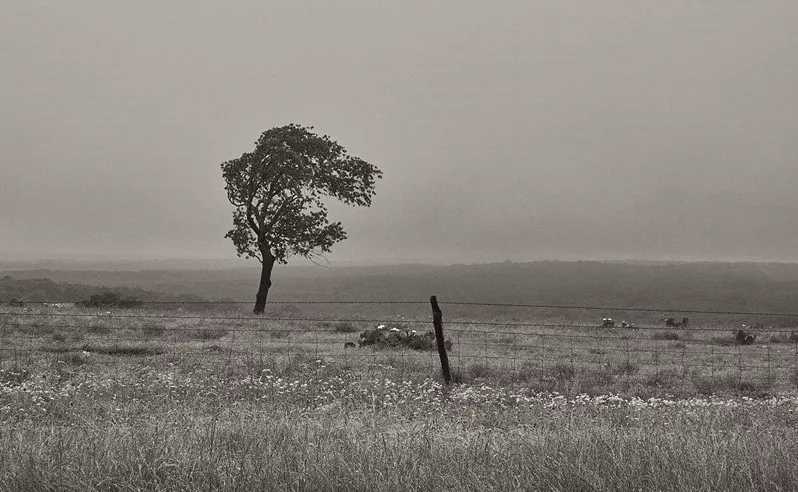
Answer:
[{"left": 253, "top": 255, "right": 275, "bottom": 314}]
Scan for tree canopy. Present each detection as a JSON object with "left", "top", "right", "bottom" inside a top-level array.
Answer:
[{"left": 222, "top": 124, "right": 382, "bottom": 265}]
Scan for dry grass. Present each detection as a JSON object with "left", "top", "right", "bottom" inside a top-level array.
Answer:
[
  {"left": 3, "top": 407, "right": 798, "bottom": 491},
  {"left": 1, "top": 305, "right": 797, "bottom": 490}
]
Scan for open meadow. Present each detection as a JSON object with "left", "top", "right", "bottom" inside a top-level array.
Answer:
[
  {"left": 1, "top": 298, "right": 797, "bottom": 490},
  {"left": 5, "top": 0, "right": 798, "bottom": 488}
]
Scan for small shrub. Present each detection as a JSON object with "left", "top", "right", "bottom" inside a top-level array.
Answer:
[
  {"left": 652, "top": 331, "right": 680, "bottom": 341},
  {"left": 735, "top": 329, "right": 756, "bottom": 345},
  {"left": 334, "top": 322, "right": 357, "bottom": 333},
  {"left": 357, "top": 326, "right": 450, "bottom": 351},
  {"left": 78, "top": 292, "right": 142, "bottom": 309},
  {"left": 612, "top": 360, "right": 640, "bottom": 375},
  {"left": 495, "top": 335, "right": 516, "bottom": 345},
  {"left": 709, "top": 336, "right": 736, "bottom": 346}
]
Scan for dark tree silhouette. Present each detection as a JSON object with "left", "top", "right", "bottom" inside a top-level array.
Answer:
[{"left": 222, "top": 124, "right": 382, "bottom": 313}]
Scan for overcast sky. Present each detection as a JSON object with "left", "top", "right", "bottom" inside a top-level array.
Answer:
[{"left": 1, "top": 1, "right": 796, "bottom": 264}]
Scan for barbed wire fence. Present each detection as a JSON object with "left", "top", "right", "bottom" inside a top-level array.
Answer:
[{"left": 1, "top": 297, "right": 797, "bottom": 390}]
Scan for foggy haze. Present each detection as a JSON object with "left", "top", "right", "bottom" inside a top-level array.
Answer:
[{"left": 2, "top": 1, "right": 796, "bottom": 264}]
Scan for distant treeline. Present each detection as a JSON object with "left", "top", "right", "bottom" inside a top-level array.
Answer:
[{"left": 0, "top": 275, "right": 198, "bottom": 304}]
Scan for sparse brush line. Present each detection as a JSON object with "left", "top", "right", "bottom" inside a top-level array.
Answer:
[
  {"left": 450, "top": 354, "right": 777, "bottom": 372},
  {"left": 419, "top": 321, "right": 795, "bottom": 332},
  {"left": 11, "top": 299, "right": 798, "bottom": 317},
  {"left": 2, "top": 336, "right": 792, "bottom": 364},
  {"left": 441, "top": 301, "right": 798, "bottom": 318},
  {"left": 0, "top": 344, "right": 782, "bottom": 374},
  {"left": 446, "top": 321, "right": 772, "bottom": 341},
  {"left": 0, "top": 347, "right": 436, "bottom": 362},
  {"left": 19, "top": 300, "right": 429, "bottom": 305},
  {"left": 454, "top": 339, "right": 699, "bottom": 355},
  {"left": 3, "top": 312, "right": 796, "bottom": 333},
  {"left": 5, "top": 324, "right": 795, "bottom": 357},
  {"left": 0, "top": 312, "right": 431, "bottom": 323},
  {"left": 2, "top": 321, "right": 343, "bottom": 334},
  {"left": 452, "top": 340, "right": 795, "bottom": 360},
  {"left": 6, "top": 311, "right": 796, "bottom": 339}
]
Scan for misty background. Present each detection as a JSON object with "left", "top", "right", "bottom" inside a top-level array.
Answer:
[{"left": 2, "top": 1, "right": 796, "bottom": 264}]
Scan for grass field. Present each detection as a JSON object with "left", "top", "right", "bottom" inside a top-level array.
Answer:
[{"left": 1, "top": 302, "right": 798, "bottom": 490}]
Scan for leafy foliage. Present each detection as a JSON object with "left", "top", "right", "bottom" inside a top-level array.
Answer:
[{"left": 221, "top": 124, "right": 382, "bottom": 264}]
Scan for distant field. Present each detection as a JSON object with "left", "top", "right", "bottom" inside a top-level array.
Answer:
[
  {"left": 6, "top": 261, "right": 798, "bottom": 316},
  {"left": 1, "top": 303, "right": 797, "bottom": 489},
  {"left": 2, "top": 264, "right": 798, "bottom": 489}
]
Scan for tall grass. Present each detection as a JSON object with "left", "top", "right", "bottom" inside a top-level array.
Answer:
[
  {"left": 2, "top": 406, "right": 796, "bottom": 491},
  {"left": 2, "top": 304, "right": 798, "bottom": 490}
]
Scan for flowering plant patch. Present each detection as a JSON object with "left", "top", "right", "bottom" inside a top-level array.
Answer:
[{"left": 357, "top": 324, "right": 452, "bottom": 351}]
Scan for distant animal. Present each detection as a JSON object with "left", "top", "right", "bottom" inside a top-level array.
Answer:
[
  {"left": 601, "top": 318, "right": 615, "bottom": 328},
  {"left": 621, "top": 321, "right": 637, "bottom": 329},
  {"left": 343, "top": 342, "right": 356, "bottom": 349}
]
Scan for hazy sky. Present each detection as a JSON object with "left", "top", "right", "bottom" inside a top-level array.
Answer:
[{"left": 2, "top": 1, "right": 797, "bottom": 264}]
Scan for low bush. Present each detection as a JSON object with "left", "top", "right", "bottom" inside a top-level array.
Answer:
[
  {"left": 333, "top": 322, "right": 357, "bottom": 333},
  {"left": 78, "top": 292, "right": 142, "bottom": 309},
  {"left": 612, "top": 360, "right": 640, "bottom": 375},
  {"left": 357, "top": 325, "right": 451, "bottom": 351}
]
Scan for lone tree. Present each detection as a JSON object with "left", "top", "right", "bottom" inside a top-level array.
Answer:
[{"left": 222, "top": 124, "right": 382, "bottom": 313}]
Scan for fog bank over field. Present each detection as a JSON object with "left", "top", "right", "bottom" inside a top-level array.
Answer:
[{"left": 2, "top": 2, "right": 797, "bottom": 263}]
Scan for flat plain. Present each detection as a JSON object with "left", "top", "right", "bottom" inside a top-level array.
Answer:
[{"left": 1, "top": 298, "right": 797, "bottom": 490}]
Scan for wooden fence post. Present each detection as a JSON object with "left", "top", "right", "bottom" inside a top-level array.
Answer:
[{"left": 430, "top": 296, "right": 452, "bottom": 385}]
